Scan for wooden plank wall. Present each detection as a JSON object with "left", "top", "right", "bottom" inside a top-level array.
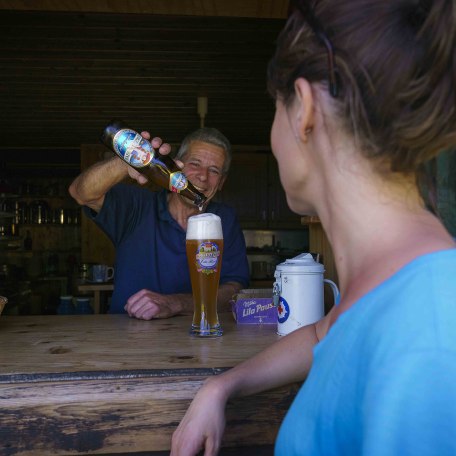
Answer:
[
  {"left": 0, "top": 8, "right": 286, "bottom": 152},
  {"left": 0, "top": 0, "right": 289, "bottom": 18}
]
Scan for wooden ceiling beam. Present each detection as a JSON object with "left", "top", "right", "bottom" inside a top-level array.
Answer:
[{"left": 0, "top": 0, "right": 289, "bottom": 18}]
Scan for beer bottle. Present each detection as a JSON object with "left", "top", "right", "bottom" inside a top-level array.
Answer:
[{"left": 101, "top": 120, "right": 206, "bottom": 208}]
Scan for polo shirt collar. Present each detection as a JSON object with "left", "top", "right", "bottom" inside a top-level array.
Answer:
[{"left": 157, "top": 190, "right": 174, "bottom": 223}]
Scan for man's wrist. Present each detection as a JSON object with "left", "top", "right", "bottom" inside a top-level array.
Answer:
[{"left": 171, "top": 293, "right": 194, "bottom": 315}]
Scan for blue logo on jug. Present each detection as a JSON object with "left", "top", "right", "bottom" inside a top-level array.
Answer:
[
  {"left": 113, "top": 129, "right": 154, "bottom": 167},
  {"left": 277, "top": 297, "right": 290, "bottom": 323},
  {"left": 196, "top": 242, "right": 220, "bottom": 274}
]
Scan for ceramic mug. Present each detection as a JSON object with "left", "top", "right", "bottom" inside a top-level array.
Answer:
[
  {"left": 273, "top": 253, "right": 339, "bottom": 336},
  {"left": 91, "top": 264, "right": 114, "bottom": 283}
]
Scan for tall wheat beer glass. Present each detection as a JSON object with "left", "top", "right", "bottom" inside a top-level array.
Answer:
[{"left": 186, "top": 213, "right": 224, "bottom": 337}]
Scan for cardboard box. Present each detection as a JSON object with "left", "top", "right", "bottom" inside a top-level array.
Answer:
[{"left": 231, "top": 289, "right": 276, "bottom": 324}]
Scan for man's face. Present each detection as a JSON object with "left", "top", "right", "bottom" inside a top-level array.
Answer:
[{"left": 181, "top": 140, "right": 227, "bottom": 203}]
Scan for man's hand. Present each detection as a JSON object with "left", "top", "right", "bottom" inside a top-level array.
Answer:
[
  {"left": 129, "top": 133, "right": 172, "bottom": 185},
  {"left": 124, "top": 289, "right": 192, "bottom": 319},
  {"left": 69, "top": 131, "right": 171, "bottom": 210}
]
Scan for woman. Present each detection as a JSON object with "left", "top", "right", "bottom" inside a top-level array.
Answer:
[{"left": 171, "top": 0, "right": 456, "bottom": 454}]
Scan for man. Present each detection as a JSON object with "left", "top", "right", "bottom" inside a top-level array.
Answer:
[{"left": 69, "top": 127, "right": 249, "bottom": 319}]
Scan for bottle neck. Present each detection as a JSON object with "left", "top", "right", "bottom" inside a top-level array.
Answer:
[{"left": 167, "top": 193, "right": 203, "bottom": 230}]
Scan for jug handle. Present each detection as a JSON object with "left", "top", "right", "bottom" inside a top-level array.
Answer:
[
  {"left": 272, "top": 281, "right": 281, "bottom": 307},
  {"left": 324, "top": 279, "right": 340, "bottom": 306}
]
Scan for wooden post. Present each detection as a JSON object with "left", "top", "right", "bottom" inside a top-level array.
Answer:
[{"left": 301, "top": 216, "right": 338, "bottom": 313}]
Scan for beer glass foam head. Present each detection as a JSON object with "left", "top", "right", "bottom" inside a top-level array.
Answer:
[{"left": 186, "top": 213, "right": 223, "bottom": 240}]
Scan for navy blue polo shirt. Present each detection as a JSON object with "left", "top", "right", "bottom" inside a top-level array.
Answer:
[{"left": 84, "top": 184, "right": 249, "bottom": 313}]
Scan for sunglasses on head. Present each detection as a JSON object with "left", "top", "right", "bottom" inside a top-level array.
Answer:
[{"left": 290, "top": 0, "right": 339, "bottom": 98}]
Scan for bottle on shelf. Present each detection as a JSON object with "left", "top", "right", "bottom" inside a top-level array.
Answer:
[
  {"left": 101, "top": 119, "right": 206, "bottom": 209},
  {"left": 24, "top": 230, "right": 32, "bottom": 250}
]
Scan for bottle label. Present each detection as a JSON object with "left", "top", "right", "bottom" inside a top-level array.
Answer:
[
  {"left": 169, "top": 171, "right": 189, "bottom": 193},
  {"left": 113, "top": 129, "right": 154, "bottom": 168},
  {"left": 195, "top": 242, "right": 220, "bottom": 274}
]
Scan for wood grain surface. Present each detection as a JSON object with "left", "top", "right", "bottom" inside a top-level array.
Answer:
[{"left": 0, "top": 313, "right": 300, "bottom": 455}]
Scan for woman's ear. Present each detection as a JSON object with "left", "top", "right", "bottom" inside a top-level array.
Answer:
[{"left": 294, "top": 78, "right": 314, "bottom": 142}]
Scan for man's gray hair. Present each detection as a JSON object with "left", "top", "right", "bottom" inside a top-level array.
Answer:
[{"left": 176, "top": 127, "right": 232, "bottom": 174}]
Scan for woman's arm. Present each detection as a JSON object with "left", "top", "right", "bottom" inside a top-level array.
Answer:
[{"left": 170, "top": 308, "right": 334, "bottom": 456}]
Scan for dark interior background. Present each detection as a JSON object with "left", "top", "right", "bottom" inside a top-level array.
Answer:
[{"left": 0, "top": 1, "right": 289, "bottom": 175}]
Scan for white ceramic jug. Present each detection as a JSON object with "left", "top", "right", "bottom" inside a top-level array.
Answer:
[{"left": 273, "top": 253, "right": 339, "bottom": 336}]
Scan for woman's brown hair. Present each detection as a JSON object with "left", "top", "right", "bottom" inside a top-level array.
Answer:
[{"left": 268, "top": 0, "right": 456, "bottom": 175}]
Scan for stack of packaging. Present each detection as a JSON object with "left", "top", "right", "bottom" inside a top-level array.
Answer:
[{"left": 231, "top": 288, "right": 276, "bottom": 324}]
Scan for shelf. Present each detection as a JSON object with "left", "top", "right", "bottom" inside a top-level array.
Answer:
[
  {"left": 0, "top": 236, "right": 22, "bottom": 252},
  {"left": 0, "top": 250, "right": 33, "bottom": 257},
  {"left": 301, "top": 216, "right": 321, "bottom": 224},
  {"left": 0, "top": 193, "right": 20, "bottom": 199},
  {"left": 18, "top": 224, "right": 80, "bottom": 228},
  {"left": 12, "top": 195, "right": 75, "bottom": 201}
]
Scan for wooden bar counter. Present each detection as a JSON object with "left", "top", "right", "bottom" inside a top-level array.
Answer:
[{"left": 0, "top": 313, "right": 299, "bottom": 455}]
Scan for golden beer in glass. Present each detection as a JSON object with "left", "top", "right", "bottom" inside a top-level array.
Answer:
[{"left": 186, "top": 213, "right": 223, "bottom": 337}]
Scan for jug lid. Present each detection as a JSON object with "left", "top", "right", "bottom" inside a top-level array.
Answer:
[{"left": 275, "top": 253, "right": 324, "bottom": 273}]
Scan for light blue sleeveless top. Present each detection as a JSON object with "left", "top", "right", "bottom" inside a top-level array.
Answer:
[{"left": 275, "top": 249, "right": 456, "bottom": 456}]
